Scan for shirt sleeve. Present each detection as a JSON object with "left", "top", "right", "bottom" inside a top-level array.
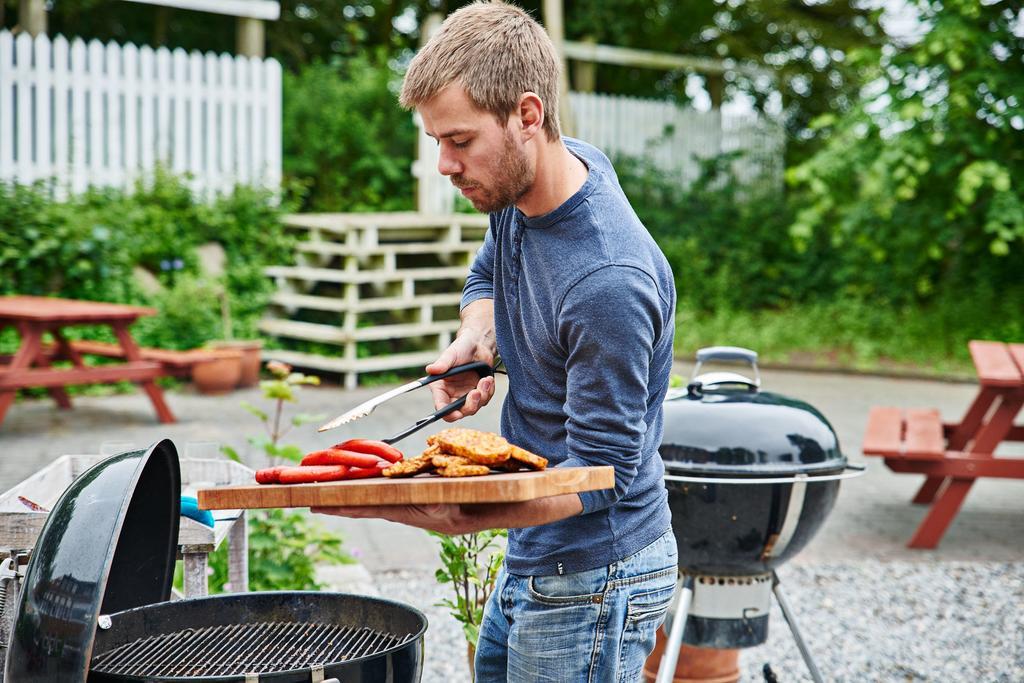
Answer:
[
  {"left": 555, "top": 264, "right": 666, "bottom": 514},
  {"left": 460, "top": 219, "right": 497, "bottom": 309}
]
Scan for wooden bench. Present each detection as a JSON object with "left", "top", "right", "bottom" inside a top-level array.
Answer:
[
  {"left": 0, "top": 296, "right": 176, "bottom": 426},
  {"left": 45, "top": 340, "right": 225, "bottom": 378},
  {"left": 862, "top": 340, "right": 1024, "bottom": 549},
  {"left": 863, "top": 407, "right": 946, "bottom": 461}
]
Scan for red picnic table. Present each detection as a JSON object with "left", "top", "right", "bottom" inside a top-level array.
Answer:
[
  {"left": 0, "top": 295, "right": 175, "bottom": 427},
  {"left": 862, "top": 340, "right": 1024, "bottom": 548}
]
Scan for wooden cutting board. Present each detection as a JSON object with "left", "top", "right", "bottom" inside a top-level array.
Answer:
[{"left": 197, "top": 466, "right": 614, "bottom": 510}]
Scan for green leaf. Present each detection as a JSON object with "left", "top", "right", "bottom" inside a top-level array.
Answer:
[
  {"left": 240, "top": 400, "right": 268, "bottom": 422},
  {"left": 220, "top": 445, "right": 242, "bottom": 463},
  {"left": 275, "top": 444, "right": 305, "bottom": 463}
]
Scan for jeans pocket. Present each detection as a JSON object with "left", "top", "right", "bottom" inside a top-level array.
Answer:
[
  {"left": 626, "top": 581, "right": 675, "bottom": 625},
  {"left": 528, "top": 566, "right": 609, "bottom": 606}
]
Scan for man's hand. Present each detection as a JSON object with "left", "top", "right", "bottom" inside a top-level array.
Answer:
[
  {"left": 427, "top": 299, "right": 497, "bottom": 421},
  {"left": 312, "top": 493, "right": 584, "bottom": 534},
  {"left": 311, "top": 503, "right": 468, "bottom": 535}
]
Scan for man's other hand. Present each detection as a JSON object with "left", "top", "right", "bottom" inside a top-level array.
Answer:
[{"left": 426, "top": 299, "right": 497, "bottom": 421}]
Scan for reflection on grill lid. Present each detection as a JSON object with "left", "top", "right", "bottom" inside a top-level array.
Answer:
[
  {"left": 660, "top": 385, "right": 846, "bottom": 476},
  {"left": 91, "top": 620, "right": 416, "bottom": 678}
]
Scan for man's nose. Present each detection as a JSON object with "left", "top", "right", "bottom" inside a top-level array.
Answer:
[{"left": 437, "top": 146, "right": 462, "bottom": 177}]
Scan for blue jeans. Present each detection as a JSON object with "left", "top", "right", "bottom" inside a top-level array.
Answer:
[{"left": 474, "top": 530, "right": 678, "bottom": 682}]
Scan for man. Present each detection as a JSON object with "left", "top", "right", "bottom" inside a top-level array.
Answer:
[{"left": 314, "top": 2, "right": 678, "bottom": 680}]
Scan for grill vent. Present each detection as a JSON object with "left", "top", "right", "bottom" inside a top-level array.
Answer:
[{"left": 90, "top": 620, "right": 414, "bottom": 678}]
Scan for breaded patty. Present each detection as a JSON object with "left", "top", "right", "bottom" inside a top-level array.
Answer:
[
  {"left": 436, "top": 464, "right": 491, "bottom": 477},
  {"left": 382, "top": 454, "right": 436, "bottom": 478},
  {"left": 508, "top": 445, "right": 548, "bottom": 470},
  {"left": 431, "top": 453, "right": 475, "bottom": 469},
  {"left": 428, "top": 428, "right": 511, "bottom": 465}
]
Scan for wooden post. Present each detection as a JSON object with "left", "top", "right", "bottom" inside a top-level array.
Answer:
[
  {"left": 706, "top": 74, "right": 724, "bottom": 110},
  {"left": 414, "top": 13, "right": 450, "bottom": 214},
  {"left": 572, "top": 36, "right": 597, "bottom": 93},
  {"left": 706, "top": 74, "right": 724, "bottom": 155},
  {"left": 153, "top": 6, "right": 169, "bottom": 45},
  {"left": 236, "top": 17, "right": 265, "bottom": 58},
  {"left": 542, "top": 0, "right": 575, "bottom": 137},
  {"left": 17, "top": 0, "right": 46, "bottom": 37}
]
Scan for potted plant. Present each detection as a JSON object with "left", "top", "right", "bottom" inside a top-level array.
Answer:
[
  {"left": 429, "top": 528, "right": 506, "bottom": 679},
  {"left": 207, "top": 284, "right": 263, "bottom": 388}
]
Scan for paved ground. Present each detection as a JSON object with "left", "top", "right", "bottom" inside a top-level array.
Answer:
[
  {"left": 3, "top": 362, "right": 1020, "bottom": 566},
  {"left": 1, "top": 363, "right": 1022, "bottom": 681}
]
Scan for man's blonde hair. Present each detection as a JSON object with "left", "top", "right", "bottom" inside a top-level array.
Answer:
[{"left": 400, "top": 1, "right": 562, "bottom": 142}]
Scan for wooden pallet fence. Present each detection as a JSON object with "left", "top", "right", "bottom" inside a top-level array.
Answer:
[{"left": 260, "top": 212, "right": 489, "bottom": 388}]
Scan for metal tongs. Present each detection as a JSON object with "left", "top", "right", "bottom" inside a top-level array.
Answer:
[{"left": 317, "top": 361, "right": 496, "bottom": 444}]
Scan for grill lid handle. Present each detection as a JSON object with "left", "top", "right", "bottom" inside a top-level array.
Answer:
[{"left": 691, "top": 346, "right": 760, "bottom": 391}]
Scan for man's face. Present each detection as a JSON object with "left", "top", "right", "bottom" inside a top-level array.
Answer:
[{"left": 418, "top": 85, "right": 534, "bottom": 213}]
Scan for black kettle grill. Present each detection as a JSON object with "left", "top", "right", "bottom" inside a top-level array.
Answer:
[
  {"left": 654, "top": 347, "right": 864, "bottom": 683},
  {"left": 2, "top": 440, "right": 427, "bottom": 682}
]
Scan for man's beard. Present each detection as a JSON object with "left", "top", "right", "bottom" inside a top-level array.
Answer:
[{"left": 452, "top": 130, "right": 533, "bottom": 213}]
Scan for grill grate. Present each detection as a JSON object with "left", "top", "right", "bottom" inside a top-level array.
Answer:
[{"left": 90, "top": 620, "right": 414, "bottom": 678}]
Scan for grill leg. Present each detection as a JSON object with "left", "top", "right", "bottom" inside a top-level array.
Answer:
[
  {"left": 771, "top": 571, "right": 824, "bottom": 683},
  {"left": 655, "top": 574, "right": 694, "bottom": 683}
]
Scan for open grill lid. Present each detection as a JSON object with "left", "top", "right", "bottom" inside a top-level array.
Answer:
[
  {"left": 660, "top": 347, "right": 846, "bottom": 476},
  {"left": 4, "top": 440, "right": 180, "bottom": 682}
]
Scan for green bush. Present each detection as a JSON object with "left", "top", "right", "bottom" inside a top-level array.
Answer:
[
  {"left": 0, "top": 173, "right": 293, "bottom": 353},
  {"left": 617, "top": 154, "right": 822, "bottom": 312},
  {"left": 0, "top": 181, "right": 140, "bottom": 303},
  {"left": 617, "top": 145, "right": 1021, "bottom": 371},
  {"left": 283, "top": 54, "right": 417, "bottom": 212}
]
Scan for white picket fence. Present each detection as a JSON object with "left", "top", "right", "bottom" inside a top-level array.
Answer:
[
  {"left": 0, "top": 30, "right": 281, "bottom": 198},
  {"left": 571, "top": 92, "right": 784, "bottom": 187},
  {"left": 415, "top": 91, "right": 784, "bottom": 213}
]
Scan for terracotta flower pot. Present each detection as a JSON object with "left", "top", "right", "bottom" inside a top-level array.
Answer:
[
  {"left": 643, "top": 629, "right": 741, "bottom": 683},
  {"left": 208, "top": 340, "right": 263, "bottom": 387},
  {"left": 191, "top": 349, "right": 243, "bottom": 395}
]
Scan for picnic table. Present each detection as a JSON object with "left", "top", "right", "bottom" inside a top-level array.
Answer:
[
  {"left": 0, "top": 295, "right": 175, "bottom": 427},
  {"left": 863, "top": 340, "right": 1024, "bottom": 548}
]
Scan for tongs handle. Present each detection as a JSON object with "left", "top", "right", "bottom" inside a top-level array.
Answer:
[
  {"left": 417, "top": 361, "right": 494, "bottom": 386},
  {"left": 383, "top": 394, "right": 470, "bottom": 445},
  {"left": 384, "top": 362, "right": 495, "bottom": 445}
]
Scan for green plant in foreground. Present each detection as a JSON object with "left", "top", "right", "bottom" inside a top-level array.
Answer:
[
  {"left": 222, "top": 360, "right": 324, "bottom": 465},
  {"left": 429, "top": 528, "right": 506, "bottom": 678}
]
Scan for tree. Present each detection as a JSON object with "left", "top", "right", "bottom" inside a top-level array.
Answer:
[
  {"left": 786, "top": 0, "right": 1024, "bottom": 304},
  {"left": 21, "top": 1, "right": 885, "bottom": 163}
]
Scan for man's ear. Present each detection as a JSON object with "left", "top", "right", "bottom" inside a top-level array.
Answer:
[{"left": 517, "top": 92, "right": 544, "bottom": 141}]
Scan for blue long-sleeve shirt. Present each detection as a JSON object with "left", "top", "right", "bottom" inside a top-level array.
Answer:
[{"left": 461, "top": 137, "right": 675, "bottom": 576}]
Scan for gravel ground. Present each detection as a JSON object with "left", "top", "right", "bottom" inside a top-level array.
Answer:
[{"left": 368, "top": 562, "right": 1023, "bottom": 683}]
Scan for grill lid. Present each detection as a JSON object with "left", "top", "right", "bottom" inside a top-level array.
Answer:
[
  {"left": 660, "top": 347, "right": 845, "bottom": 476},
  {"left": 4, "top": 439, "right": 180, "bottom": 682}
]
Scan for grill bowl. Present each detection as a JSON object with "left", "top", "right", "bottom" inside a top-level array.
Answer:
[
  {"left": 89, "top": 591, "right": 426, "bottom": 683},
  {"left": 663, "top": 470, "right": 841, "bottom": 575}
]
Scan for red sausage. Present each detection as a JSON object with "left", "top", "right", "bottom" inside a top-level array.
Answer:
[
  {"left": 334, "top": 439, "right": 404, "bottom": 463},
  {"left": 342, "top": 464, "right": 387, "bottom": 480},
  {"left": 301, "top": 448, "right": 381, "bottom": 469},
  {"left": 255, "top": 466, "right": 287, "bottom": 484},
  {"left": 277, "top": 465, "right": 350, "bottom": 484}
]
